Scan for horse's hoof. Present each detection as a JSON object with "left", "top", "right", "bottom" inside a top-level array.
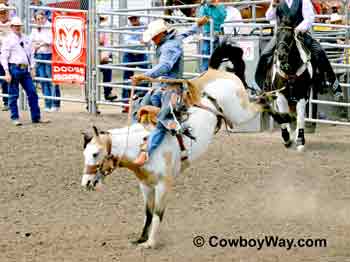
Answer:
[
  {"left": 130, "top": 238, "right": 147, "bottom": 245},
  {"left": 138, "top": 240, "right": 156, "bottom": 249},
  {"left": 284, "top": 140, "right": 292, "bottom": 148},
  {"left": 296, "top": 145, "right": 305, "bottom": 152}
]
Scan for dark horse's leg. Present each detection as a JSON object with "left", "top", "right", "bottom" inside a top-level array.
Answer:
[
  {"left": 208, "top": 42, "right": 248, "bottom": 87},
  {"left": 132, "top": 184, "right": 154, "bottom": 244},
  {"left": 295, "top": 99, "right": 306, "bottom": 151},
  {"left": 276, "top": 93, "right": 293, "bottom": 148}
]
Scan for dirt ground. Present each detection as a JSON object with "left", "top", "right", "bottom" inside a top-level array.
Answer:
[{"left": 0, "top": 99, "right": 350, "bottom": 262}]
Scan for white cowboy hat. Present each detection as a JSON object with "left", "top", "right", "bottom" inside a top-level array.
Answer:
[
  {"left": 0, "top": 3, "right": 10, "bottom": 11},
  {"left": 143, "top": 19, "right": 168, "bottom": 43},
  {"left": 10, "top": 16, "right": 23, "bottom": 26}
]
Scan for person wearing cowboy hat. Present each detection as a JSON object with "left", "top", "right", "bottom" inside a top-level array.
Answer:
[
  {"left": 131, "top": 16, "right": 209, "bottom": 166},
  {"left": 255, "top": 0, "right": 342, "bottom": 98},
  {"left": 1, "top": 16, "right": 49, "bottom": 126},
  {"left": 0, "top": 3, "right": 10, "bottom": 111},
  {"left": 121, "top": 14, "right": 149, "bottom": 113}
]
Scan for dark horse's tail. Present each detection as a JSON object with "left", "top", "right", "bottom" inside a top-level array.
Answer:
[{"left": 208, "top": 40, "right": 248, "bottom": 87}]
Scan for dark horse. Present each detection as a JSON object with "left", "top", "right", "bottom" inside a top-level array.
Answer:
[{"left": 267, "top": 21, "right": 315, "bottom": 152}]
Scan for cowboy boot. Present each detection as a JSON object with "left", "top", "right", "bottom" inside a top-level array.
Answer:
[
  {"left": 134, "top": 151, "right": 149, "bottom": 166},
  {"left": 133, "top": 138, "right": 149, "bottom": 166}
]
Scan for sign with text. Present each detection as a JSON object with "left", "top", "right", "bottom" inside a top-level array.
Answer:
[{"left": 52, "top": 11, "right": 86, "bottom": 84}]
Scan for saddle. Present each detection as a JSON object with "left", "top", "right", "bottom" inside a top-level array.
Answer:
[{"left": 136, "top": 69, "right": 235, "bottom": 133}]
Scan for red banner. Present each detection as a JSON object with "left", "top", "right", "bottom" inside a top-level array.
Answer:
[{"left": 52, "top": 11, "right": 86, "bottom": 84}]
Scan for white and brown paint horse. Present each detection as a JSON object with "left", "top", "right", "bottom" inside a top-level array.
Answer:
[{"left": 81, "top": 43, "right": 278, "bottom": 249}]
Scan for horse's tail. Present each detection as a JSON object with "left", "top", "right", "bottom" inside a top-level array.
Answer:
[{"left": 208, "top": 41, "right": 248, "bottom": 87}]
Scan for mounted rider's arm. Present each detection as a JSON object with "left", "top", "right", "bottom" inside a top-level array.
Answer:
[
  {"left": 132, "top": 45, "right": 182, "bottom": 85},
  {"left": 295, "top": 0, "right": 315, "bottom": 33},
  {"left": 144, "top": 46, "right": 182, "bottom": 78},
  {"left": 176, "top": 16, "right": 210, "bottom": 41},
  {"left": 266, "top": 0, "right": 279, "bottom": 20}
]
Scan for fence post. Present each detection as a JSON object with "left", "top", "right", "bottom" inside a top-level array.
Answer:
[
  {"left": 19, "top": 0, "right": 30, "bottom": 112},
  {"left": 345, "top": 0, "right": 350, "bottom": 119},
  {"left": 88, "top": 0, "right": 97, "bottom": 114}
]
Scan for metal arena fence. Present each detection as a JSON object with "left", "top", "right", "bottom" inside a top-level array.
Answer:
[{"left": 0, "top": 0, "right": 350, "bottom": 128}]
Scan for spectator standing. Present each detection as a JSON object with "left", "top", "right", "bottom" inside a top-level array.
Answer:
[
  {"left": 1, "top": 17, "right": 49, "bottom": 126},
  {"left": 0, "top": 0, "right": 16, "bottom": 18},
  {"left": 31, "top": 11, "right": 61, "bottom": 112},
  {"left": 99, "top": 15, "right": 117, "bottom": 102},
  {"left": 0, "top": 4, "right": 10, "bottom": 111},
  {"left": 198, "top": 0, "right": 227, "bottom": 72},
  {"left": 222, "top": 1, "right": 243, "bottom": 35},
  {"left": 30, "top": 0, "right": 51, "bottom": 22},
  {"left": 122, "top": 15, "right": 148, "bottom": 113}
]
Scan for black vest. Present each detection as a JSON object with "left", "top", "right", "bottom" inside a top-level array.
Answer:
[{"left": 276, "top": 0, "right": 303, "bottom": 28}]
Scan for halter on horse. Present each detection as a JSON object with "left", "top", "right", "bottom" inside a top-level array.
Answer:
[{"left": 269, "top": 22, "right": 314, "bottom": 151}]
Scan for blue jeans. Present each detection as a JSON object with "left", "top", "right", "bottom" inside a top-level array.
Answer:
[
  {"left": 35, "top": 53, "right": 61, "bottom": 108},
  {"left": 200, "top": 34, "right": 220, "bottom": 72},
  {"left": 101, "top": 68, "right": 112, "bottom": 99},
  {"left": 146, "top": 88, "right": 178, "bottom": 156},
  {"left": 0, "top": 64, "right": 8, "bottom": 106},
  {"left": 8, "top": 64, "right": 41, "bottom": 121},
  {"left": 122, "top": 52, "right": 148, "bottom": 100}
]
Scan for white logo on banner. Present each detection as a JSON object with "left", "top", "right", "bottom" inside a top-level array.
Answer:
[
  {"left": 54, "top": 16, "right": 84, "bottom": 63},
  {"left": 238, "top": 41, "right": 254, "bottom": 61}
]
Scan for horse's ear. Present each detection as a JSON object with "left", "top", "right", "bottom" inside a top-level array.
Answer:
[
  {"left": 82, "top": 132, "right": 93, "bottom": 149},
  {"left": 92, "top": 126, "right": 99, "bottom": 137}
]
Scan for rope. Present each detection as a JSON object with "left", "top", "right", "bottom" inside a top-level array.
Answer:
[{"left": 122, "top": 83, "right": 136, "bottom": 159}]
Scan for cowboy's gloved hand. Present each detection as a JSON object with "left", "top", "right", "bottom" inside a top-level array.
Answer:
[
  {"left": 197, "top": 16, "right": 210, "bottom": 27},
  {"left": 295, "top": 25, "right": 306, "bottom": 35},
  {"left": 131, "top": 74, "right": 151, "bottom": 85}
]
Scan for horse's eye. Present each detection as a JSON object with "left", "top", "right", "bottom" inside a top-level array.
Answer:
[{"left": 92, "top": 152, "right": 99, "bottom": 158}]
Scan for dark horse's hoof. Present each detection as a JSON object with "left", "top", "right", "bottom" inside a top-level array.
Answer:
[
  {"left": 281, "top": 128, "right": 292, "bottom": 148},
  {"left": 130, "top": 237, "right": 148, "bottom": 245},
  {"left": 284, "top": 140, "right": 292, "bottom": 148}
]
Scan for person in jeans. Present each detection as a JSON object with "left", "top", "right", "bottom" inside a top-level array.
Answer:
[
  {"left": 198, "top": 0, "right": 227, "bottom": 72},
  {"left": 99, "top": 15, "right": 117, "bottom": 102},
  {"left": 31, "top": 11, "right": 60, "bottom": 112},
  {"left": 1, "top": 17, "right": 49, "bottom": 126},
  {"left": 0, "top": 4, "right": 10, "bottom": 111},
  {"left": 131, "top": 17, "right": 209, "bottom": 166},
  {"left": 121, "top": 15, "right": 149, "bottom": 113}
]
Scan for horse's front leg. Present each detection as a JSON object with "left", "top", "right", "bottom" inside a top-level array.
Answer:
[
  {"left": 296, "top": 98, "right": 306, "bottom": 152},
  {"left": 276, "top": 93, "right": 292, "bottom": 147},
  {"left": 132, "top": 183, "right": 154, "bottom": 245},
  {"left": 139, "top": 175, "right": 173, "bottom": 249}
]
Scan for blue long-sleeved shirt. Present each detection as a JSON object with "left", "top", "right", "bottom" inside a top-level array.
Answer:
[
  {"left": 123, "top": 23, "right": 146, "bottom": 51},
  {"left": 144, "top": 24, "right": 200, "bottom": 80},
  {"left": 198, "top": 3, "right": 227, "bottom": 34}
]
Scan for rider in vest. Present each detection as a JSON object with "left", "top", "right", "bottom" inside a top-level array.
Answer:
[
  {"left": 255, "top": 0, "right": 342, "bottom": 97},
  {"left": 131, "top": 17, "right": 209, "bottom": 166}
]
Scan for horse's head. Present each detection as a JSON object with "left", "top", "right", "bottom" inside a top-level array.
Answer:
[
  {"left": 81, "top": 126, "right": 119, "bottom": 191},
  {"left": 275, "top": 20, "right": 297, "bottom": 73}
]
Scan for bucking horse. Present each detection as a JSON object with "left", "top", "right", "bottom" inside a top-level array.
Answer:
[{"left": 81, "top": 40, "right": 284, "bottom": 248}]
